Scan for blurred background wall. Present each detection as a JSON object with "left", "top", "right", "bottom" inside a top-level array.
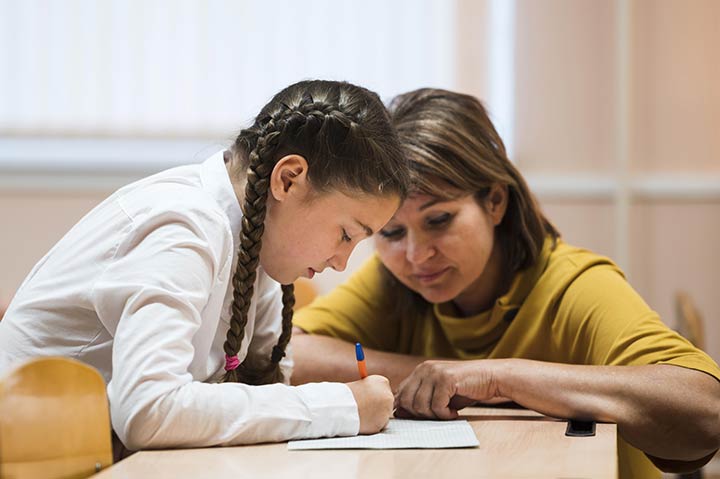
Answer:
[{"left": 1, "top": 0, "right": 718, "bottom": 377}]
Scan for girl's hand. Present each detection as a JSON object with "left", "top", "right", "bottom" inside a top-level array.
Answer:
[
  {"left": 346, "top": 375, "right": 394, "bottom": 434},
  {"left": 394, "top": 360, "right": 504, "bottom": 420}
]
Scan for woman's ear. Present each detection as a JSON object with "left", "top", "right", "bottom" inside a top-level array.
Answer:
[
  {"left": 486, "top": 183, "right": 509, "bottom": 226},
  {"left": 269, "top": 155, "right": 310, "bottom": 202}
]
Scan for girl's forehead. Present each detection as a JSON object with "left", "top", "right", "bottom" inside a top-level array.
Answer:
[
  {"left": 406, "top": 193, "right": 436, "bottom": 202},
  {"left": 320, "top": 190, "right": 399, "bottom": 225}
]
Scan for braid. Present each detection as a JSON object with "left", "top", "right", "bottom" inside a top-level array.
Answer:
[
  {"left": 234, "top": 283, "right": 295, "bottom": 385},
  {"left": 271, "top": 100, "right": 356, "bottom": 144},
  {"left": 275, "top": 283, "right": 296, "bottom": 360},
  {"left": 223, "top": 100, "right": 340, "bottom": 385},
  {"left": 222, "top": 126, "right": 278, "bottom": 383}
]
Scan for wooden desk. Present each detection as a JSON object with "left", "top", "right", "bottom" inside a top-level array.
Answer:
[{"left": 91, "top": 407, "right": 617, "bottom": 479}]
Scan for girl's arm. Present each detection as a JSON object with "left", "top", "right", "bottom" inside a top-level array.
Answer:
[
  {"left": 95, "top": 209, "right": 364, "bottom": 449},
  {"left": 395, "top": 359, "right": 720, "bottom": 470}
]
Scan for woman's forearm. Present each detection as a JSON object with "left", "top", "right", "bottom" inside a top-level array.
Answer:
[
  {"left": 494, "top": 359, "right": 720, "bottom": 461},
  {"left": 290, "top": 329, "right": 425, "bottom": 390}
]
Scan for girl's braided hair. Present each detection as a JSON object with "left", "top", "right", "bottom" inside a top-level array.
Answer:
[{"left": 223, "top": 80, "right": 409, "bottom": 385}]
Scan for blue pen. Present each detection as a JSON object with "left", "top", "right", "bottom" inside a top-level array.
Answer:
[{"left": 355, "top": 342, "right": 368, "bottom": 379}]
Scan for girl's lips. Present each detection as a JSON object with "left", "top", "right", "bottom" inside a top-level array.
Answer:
[
  {"left": 307, "top": 268, "right": 315, "bottom": 279},
  {"left": 414, "top": 267, "right": 450, "bottom": 284}
]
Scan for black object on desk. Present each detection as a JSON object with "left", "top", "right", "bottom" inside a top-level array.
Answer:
[{"left": 565, "top": 420, "right": 596, "bottom": 437}]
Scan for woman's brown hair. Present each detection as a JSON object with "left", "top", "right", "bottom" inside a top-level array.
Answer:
[
  {"left": 223, "top": 80, "right": 409, "bottom": 385},
  {"left": 382, "top": 88, "right": 559, "bottom": 319}
]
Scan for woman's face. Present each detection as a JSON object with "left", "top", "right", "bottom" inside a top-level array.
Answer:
[{"left": 375, "top": 186, "right": 507, "bottom": 313}]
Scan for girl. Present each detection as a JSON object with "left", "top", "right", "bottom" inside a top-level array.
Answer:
[
  {"left": 292, "top": 88, "right": 720, "bottom": 478},
  {"left": 0, "top": 80, "right": 407, "bottom": 451}
]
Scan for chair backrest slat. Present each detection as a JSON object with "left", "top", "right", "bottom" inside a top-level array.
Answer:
[
  {"left": 0, "top": 357, "right": 113, "bottom": 479},
  {"left": 675, "top": 291, "right": 706, "bottom": 351}
]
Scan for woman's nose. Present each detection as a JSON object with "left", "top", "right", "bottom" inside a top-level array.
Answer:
[{"left": 405, "top": 233, "right": 435, "bottom": 264}]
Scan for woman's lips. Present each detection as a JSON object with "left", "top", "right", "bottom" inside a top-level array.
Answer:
[{"left": 413, "top": 267, "right": 450, "bottom": 284}]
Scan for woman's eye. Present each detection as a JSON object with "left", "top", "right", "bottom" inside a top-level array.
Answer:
[
  {"left": 427, "top": 213, "right": 452, "bottom": 226},
  {"left": 378, "top": 227, "right": 405, "bottom": 241},
  {"left": 342, "top": 229, "right": 352, "bottom": 243}
]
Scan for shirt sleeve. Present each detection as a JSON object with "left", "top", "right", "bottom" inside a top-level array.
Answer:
[
  {"left": 91, "top": 207, "right": 358, "bottom": 450},
  {"left": 292, "top": 255, "right": 401, "bottom": 351},
  {"left": 552, "top": 264, "right": 720, "bottom": 380}
]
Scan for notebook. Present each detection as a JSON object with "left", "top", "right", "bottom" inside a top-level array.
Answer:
[{"left": 288, "top": 419, "right": 479, "bottom": 450}]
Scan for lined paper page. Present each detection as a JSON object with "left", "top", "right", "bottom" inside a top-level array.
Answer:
[{"left": 288, "top": 419, "right": 479, "bottom": 450}]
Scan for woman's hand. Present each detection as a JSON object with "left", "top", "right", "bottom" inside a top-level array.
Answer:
[
  {"left": 394, "top": 360, "right": 505, "bottom": 420},
  {"left": 398, "top": 358, "right": 720, "bottom": 469}
]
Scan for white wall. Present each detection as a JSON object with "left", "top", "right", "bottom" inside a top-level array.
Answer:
[{"left": 2, "top": 0, "right": 719, "bottom": 370}]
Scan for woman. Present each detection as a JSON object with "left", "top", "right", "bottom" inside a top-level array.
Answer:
[{"left": 291, "top": 88, "right": 720, "bottom": 478}]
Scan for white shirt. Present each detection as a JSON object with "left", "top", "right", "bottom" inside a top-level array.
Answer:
[{"left": 0, "top": 150, "right": 359, "bottom": 449}]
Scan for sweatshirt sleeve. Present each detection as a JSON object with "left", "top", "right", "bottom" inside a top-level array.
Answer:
[
  {"left": 91, "top": 205, "right": 358, "bottom": 450},
  {"left": 553, "top": 264, "right": 720, "bottom": 380},
  {"left": 292, "top": 255, "right": 401, "bottom": 351}
]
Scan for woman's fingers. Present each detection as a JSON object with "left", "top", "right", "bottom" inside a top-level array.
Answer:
[
  {"left": 396, "top": 361, "right": 458, "bottom": 419},
  {"left": 395, "top": 359, "right": 504, "bottom": 420}
]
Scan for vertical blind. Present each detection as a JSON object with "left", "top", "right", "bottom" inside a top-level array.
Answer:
[{"left": 0, "top": 0, "right": 457, "bottom": 137}]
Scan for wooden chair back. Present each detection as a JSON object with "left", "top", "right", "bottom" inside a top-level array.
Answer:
[
  {"left": 0, "top": 357, "right": 113, "bottom": 478},
  {"left": 293, "top": 278, "right": 318, "bottom": 311},
  {"left": 675, "top": 291, "right": 706, "bottom": 351},
  {"left": 672, "top": 295, "right": 706, "bottom": 479}
]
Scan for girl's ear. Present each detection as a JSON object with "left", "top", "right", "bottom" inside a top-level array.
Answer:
[
  {"left": 486, "top": 183, "right": 509, "bottom": 226},
  {"left": 269, "top": 154, "right": 310, "bottom": 202}
]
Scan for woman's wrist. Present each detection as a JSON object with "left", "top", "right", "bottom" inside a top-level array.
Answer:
[{"left": 488, "top": 358, "right": 521, "bottom": 402}]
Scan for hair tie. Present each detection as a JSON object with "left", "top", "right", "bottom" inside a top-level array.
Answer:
[
  {"left": 271, "top": 346, "right": 286, "bottom": 364},
  {"left": 224, "top": 354, "right": 240, "bottom": 371}
]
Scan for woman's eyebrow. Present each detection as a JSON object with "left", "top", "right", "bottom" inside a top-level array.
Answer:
[{"left": 419, "top": 199, "right": 442, "bottom": 211}]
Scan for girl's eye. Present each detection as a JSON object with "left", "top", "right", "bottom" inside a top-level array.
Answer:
[
  {"left": 342, "top": 229, "right": 352, "bottom": 243},
  {"left": 378, "top": 227, "right": 406, "bottom": 241},
  {"left": 427, "top": 213, "right": 452, "bottom": 226}
]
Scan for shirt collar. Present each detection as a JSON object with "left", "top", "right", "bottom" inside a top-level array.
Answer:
[
  {"left": 200, "top": 149, "right": 243, "bottom": 244},
  {"left": 497, "top": 236, "right": 556, "bottom": 310},
  {"left": 432, "top": 237, "right": 557, "bottom": 355},
  {"left": 435, "top": 236, "right": 556, "bottom": 321}
]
